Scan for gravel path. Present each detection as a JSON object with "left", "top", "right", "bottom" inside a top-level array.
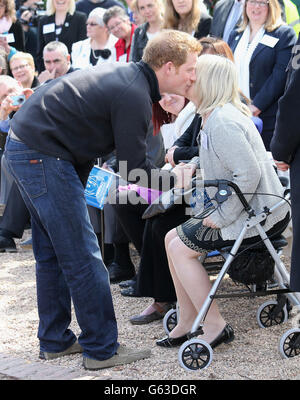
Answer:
[{"left": 0, "top": 230, "right": 300, "bottom": 381}]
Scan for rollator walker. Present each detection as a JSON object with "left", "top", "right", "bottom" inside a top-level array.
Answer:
[{"left": 163, "top": 179, "right": 300, "bottom": 371}]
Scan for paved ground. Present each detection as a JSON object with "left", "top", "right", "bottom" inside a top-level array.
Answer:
[
  {"left": 0, "top": 353, "right": 106, "bottom": 380},
  {"left": 0, "top": 352, "right": 128, "bottom": 380}
]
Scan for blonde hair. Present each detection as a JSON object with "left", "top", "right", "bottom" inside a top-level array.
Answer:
[
  {"left": 1, "top": 0, "right": 16, "bottom": 22},
  {"left": 239, "top": 0, "right": 283, "bottom": 32},
  {"left": 9, "top": 52, "right": 35, "bottom": 70},
  {"left": 136, "top": 0, "right": 165, "bottom": 15},
  {"left": 163, "top": 0, "right": 200, "bottom": 33},
  {"left": 194, "top": 54, "right": 251, "bottom": 117},
  {"left": 142, "top": 29, "right": 202, "bottom": 69},
  {"left": 46, "top": 0, "right": 76, "bottom": 16}
]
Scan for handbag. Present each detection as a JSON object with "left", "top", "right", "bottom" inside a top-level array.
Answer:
[
  {"left": 142, "top": 178, "right": 212, "bottom": 220},
  {"left": 141, "top": 185, "right": 195, "bottom": 219}
]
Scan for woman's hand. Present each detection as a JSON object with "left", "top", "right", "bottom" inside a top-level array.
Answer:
[
  {"left": 172, "top": 162, "right": 196, "bottom": 189},
  {"left": 203, "top": 216, "right": 218, "bottom": 229},
  {"left": 165, "top": 145, "right": 178, "bottom": 167},
  {"left": 274, "top": 160, "right": 290, "bottom": 172},
  {"left": 0, "top": 36, "right": 11, "bottom": 55}
]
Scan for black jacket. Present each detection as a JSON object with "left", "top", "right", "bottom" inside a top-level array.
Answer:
[
  {"left": 172, "top": 113, "right": 201, "bottom": 164},
  {"left": 11, "top": 61, "right": 174, "bottom": 188},
  {"left": 130, "top": 13, "right": 211, "bottom": 63},
  {"left": 8, "top": 20, "right": 25, "bottom": 51},
  {"left": 193, "top": 12, "right": 212, "bottom": 40},
  {"left": 270, "top": 54, "right": 300, "bottom": 291},
  {"left": 130, "top": 22, "right": 149, "bottom": 63},
  {"left": 36, "top": 11, "right": 87, "bottom": 72}
]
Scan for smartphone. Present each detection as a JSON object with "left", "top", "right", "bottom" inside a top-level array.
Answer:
[{"left": 11, "top": 94, "right": 26, "bottom": 106}]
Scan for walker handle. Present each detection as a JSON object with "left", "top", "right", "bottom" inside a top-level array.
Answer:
[{"left": 204, "top": 179, "right": 252, "bottom": 212}]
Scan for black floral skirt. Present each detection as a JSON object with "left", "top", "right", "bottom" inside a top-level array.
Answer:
[{"left": 176, "top": 214, "right": 290, "bottom": 254}]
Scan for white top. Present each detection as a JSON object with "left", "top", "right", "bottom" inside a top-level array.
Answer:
[{"left": 71, "top": 35, "right": 118, "bottom": 69}]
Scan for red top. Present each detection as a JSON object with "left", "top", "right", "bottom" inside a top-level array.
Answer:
[{"left": 115, "top": 23, "right": 137, "bottom": 62}]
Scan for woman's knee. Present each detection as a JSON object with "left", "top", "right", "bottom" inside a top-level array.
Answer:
[{"left": 165, "top": 228, "right": 178, "bottom": 249}]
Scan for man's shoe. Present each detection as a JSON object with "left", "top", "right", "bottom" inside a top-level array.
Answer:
[
  {"left": 0, "top": 235, "right": 17, "bottom": 253},
  {"left": 82, "top": 344, "right": 151, "bottom": 370},
  {"left": 108, "top": 262, "right": 135, "bottom": 284},
  {"left": 20, "top": 237, "right": 32, "bottom": 250},
  {"left": 39, "top": 340, "right": 83, "bottom": 360}
]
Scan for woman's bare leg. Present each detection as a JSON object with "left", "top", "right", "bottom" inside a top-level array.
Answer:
[{"left": 165, "top": 229, "right": 226, "bottom": 343}]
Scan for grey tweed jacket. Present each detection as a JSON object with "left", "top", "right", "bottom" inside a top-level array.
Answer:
[{"left": 199, "top": 103, "right": 289, "bottom": 240}]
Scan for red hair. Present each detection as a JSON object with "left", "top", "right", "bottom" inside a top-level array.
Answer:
[{"left": 152, "top": 98, "right": 189, "bottom": 135}]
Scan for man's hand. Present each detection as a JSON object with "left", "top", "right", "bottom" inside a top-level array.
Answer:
[
  {"left": 249, "top": 104, "right": 261, "bottom": 117},
  {"left": 38, "top": 68, "right": 56, "bottom": 83},
  {"left": 0, "top": 88, "right": 34, "bottom": 121}
]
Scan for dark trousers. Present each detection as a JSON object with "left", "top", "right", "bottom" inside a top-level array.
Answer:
[{"left": 113, "top": 190, "right": 190, "bottom": 302}]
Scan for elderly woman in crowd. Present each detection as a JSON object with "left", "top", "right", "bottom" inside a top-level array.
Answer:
[
  {"left": 71, "top": 7, "right": 117, "bottom": 68},
  {"left": 163, "top": 0, "right": 211, "bottom": 39},
  {"left": 36, "top": 0, "right": 87, "bottom": 72},
  {"left": 228, "top": 0, "right": 296, "bottom": 150},
  {"left": 156, "top": 54, "right": 289, "bottom": 349},
  {"left": 9, "top": 52, "right": 39, "bottom": 88},
  {"left": 130, "top": 0, "right": 164, "bottom": 62},
  {"left": 103, "top": 5, "right": 136, "bottom": 62}
]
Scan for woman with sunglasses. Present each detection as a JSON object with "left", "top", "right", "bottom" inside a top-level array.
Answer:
[
  {"left": 71, "top": 7, "right": 117, "bottom": 68},
  {"left": 228, "top": 0, "right": 296, "bottom": 150}
]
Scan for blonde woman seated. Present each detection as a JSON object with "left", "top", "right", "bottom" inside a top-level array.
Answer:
[
  {"left": 71, "top": 7, "right": 117, "bottom": 68},
  {"left": 157, "top": 54, "right": 289, "bottom": 349}
]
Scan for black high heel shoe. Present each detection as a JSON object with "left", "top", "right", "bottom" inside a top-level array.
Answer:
[
  {"left": 210, "top": 324, "right": 234, "bottom": 349},
  {"left": 156, "top": 333, "right": 190, "bottom": 348}
]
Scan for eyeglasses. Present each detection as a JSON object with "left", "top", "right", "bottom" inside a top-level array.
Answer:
[
  {"left": 247, "top": 0, "right": 269, "bottom": 7},
  {"left": 107, "top": 20, "right": 123, "bottom": 32},
  {"left": 10, "top": 64, "right": 29, "bottom": 73},
  {"left": 86, "top": 22, "right": 99, "bottom": 26}
]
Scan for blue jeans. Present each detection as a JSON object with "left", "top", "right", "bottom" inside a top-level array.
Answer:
[{"left": 4, "top": 136, "right": 119, "bottom": 360}]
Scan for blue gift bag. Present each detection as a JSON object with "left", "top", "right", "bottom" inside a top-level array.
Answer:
[{"left": 84, "top": 166, "right": 117, "bottom": 209}]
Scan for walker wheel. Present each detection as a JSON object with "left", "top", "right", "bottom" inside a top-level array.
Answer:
[
  {"left": 256, "top": 300, "right": 288, "bottom": 328},
  {"left": 163, "top": 308, "right": 178, "bottom": 335},
  {"left": 178, "top": 339, "right": 213, "bottom": 372},
  {"left": 279, "top": 328, "right": 300, "bottom": 359}
]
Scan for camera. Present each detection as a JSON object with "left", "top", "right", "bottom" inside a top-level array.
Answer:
[
  {"left": 19, "top": 1, "right": 46, "bottom": 27},
  {"left": 11, "top": 95, "right": 26, "bottom": 106}
]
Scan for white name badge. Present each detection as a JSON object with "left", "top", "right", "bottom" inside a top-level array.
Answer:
[
  {"left": 0, "top": 33, "right": 15, "bottom": 43},
  {"left": 43, "top": 23, "right": 55, "bottom": 34},
  {"left": 260, "top": 34, "right": 279, "bottom": 48}
]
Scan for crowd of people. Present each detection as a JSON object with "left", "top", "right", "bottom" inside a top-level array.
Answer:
[{"left": 0, "top": 0, "right": 299, "bottom": 372}]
